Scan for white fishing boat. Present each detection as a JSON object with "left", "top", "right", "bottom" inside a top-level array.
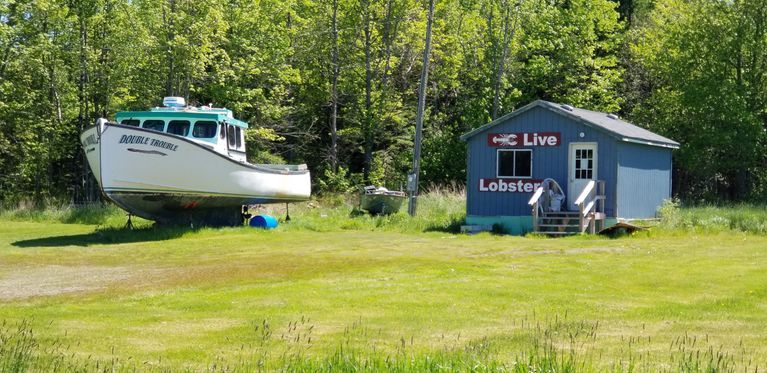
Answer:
[{"left": 80, "top": 97, "right": 311, "bottom": 226}]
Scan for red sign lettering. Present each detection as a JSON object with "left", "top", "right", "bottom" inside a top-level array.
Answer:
[{"left": 487, "top": 132, "right": 560, "bottom": 147}]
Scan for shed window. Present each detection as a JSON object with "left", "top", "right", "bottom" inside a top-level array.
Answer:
[
  {"left": 142, "top": 120, "right": 165, "bottom": 132},
  {"left": 167, "top": 120, "right": 190, "bottom": 136},
  {"left": 193, "top": 121, "right": 217, "bottom": 138},
  {"left": 497, "top": 149, "right": 532, "bottom": 178},
  {"left": 121, "top": 119, "right": 140, "bottom": 127},
  {"left": 574, "top": 149, "right": 594, "bottom": 179}
]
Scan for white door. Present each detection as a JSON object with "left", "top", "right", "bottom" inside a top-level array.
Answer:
[{"left": 568, "top": 143, "right": 597, "bottom": 211}]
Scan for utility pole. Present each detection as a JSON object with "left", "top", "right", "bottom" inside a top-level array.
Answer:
[
  {"left": 330, "top": 0, "right": 340, "bottom": 172},
  {"left": 408, "top": 0, "right": 435, "bottom": 216}
]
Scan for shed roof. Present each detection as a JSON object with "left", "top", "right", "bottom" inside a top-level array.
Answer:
[{"left": 460, "top": 100, "right": 679, "bottom": 149}]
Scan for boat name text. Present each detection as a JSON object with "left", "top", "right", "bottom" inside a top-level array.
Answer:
[
  {"left": 119, "top": 134, "right": 178, "bottom": 151},
  {"left": 81, "top": 134, "right": 98, "bottom": 148},
  {"left": 487, "top": 132, "right": 560, "bottom": 147},
  {"left": 479, "top": 178, "right": 542, "bottom": 193}
]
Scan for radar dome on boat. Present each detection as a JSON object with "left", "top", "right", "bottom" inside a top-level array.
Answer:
[{"left": 162, "top": 96, "right": 186, "bottom": 108}]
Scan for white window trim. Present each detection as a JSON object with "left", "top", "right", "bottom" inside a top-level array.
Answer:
[
  {"left": 568, "top": 142, "right": 598, "bottom": 181},
  {"left": 496, "top": 149, "right": 533, "bottom": 179}
]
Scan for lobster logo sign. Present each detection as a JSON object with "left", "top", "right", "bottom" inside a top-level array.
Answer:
[
  {"left": 487, "top": 132, "right": 560, "bottom": 147},
  {"left": 491, "top": 133, "right": 518, "bottom": 146}
]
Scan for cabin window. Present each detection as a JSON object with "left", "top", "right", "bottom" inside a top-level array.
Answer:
[
  {"left": 235, "top": 127, "right": 242, "bottom": 149},
  {"left": 142, "top": 119, "right": 165, "bottom": 132},
  {"left": 167, "top": 120, "right": 190, "bottom": 136},
  {"left": 497, "top": 149, "right": 532, "bottom": 178},
  {"left": 220, "top": 122, "right": 226, "bottom": 139},
  {"left": 121, "top": 119, "right": 140, "bottom": 127},
  {"left": 193, "top": 121, "right": 217, "bottom": 138},
  {"left": 227, "top": 125, "right": 236, "bottom": 147}
]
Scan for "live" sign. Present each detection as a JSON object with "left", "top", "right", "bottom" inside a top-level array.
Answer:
[{"left": 487, "top": 132, "right": 561, "bottom": 147}]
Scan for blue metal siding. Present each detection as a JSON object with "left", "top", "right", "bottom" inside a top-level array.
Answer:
[
  {"left": 466, "top": 106, "right": 619, "bottom": 217},
  {"left": 616, "top": 142, "right": 673, "bottom": 219}
]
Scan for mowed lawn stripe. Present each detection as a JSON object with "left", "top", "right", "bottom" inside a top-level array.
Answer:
[{"left": 0, "top": 220, "right": 766, "bottom": 366}]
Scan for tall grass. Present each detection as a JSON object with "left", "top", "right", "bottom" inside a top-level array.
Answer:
[
  {"left": 658, "top": 199, "right": 767, "bottom": 234},
  {"left": 0, "top": 202, "right": 133, "bottom": 226},
  {"left": 1, "top": 316, "right": 760, "bottom": 372},
  {"left": 0, "top": 320, "right": 36, "bottom": 373},
  {"left": 4, "top": 191, "right": 767, "bottom": 235},
  {"left": 0, "top": 186, "right": 466, "bottom": 233},
  {"left": 256, "top": 184, "right": 467, "bottom": 234}
]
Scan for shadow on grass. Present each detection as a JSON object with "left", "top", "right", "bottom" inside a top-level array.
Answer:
[
  {"left": 11, "top": 226, "right": 196, "bottom": 248},
  {"left": 423, "top": 216, "right": 465, "bottom": 234}
]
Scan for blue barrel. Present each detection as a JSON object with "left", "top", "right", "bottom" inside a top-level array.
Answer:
[{"left": 249, "top": 214, "right": 278, "bottom": 229}]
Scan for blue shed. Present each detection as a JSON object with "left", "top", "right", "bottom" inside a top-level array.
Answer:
[{"left": 460, "top": 100, "right": 679, "bottom": 235}]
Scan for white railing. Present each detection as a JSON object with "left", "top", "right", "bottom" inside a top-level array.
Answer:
[
  {"left": 575, "top": 180, "right": 606, "bottom": 233},
  {"left": 528, "top": 186, "right": 545, "bottom": 232},
  {"left": 573, "top": 180, "right": 595, "bottom": 207},
  {"left": 529, "top": 180, "right": 606, "bottom": 234}
]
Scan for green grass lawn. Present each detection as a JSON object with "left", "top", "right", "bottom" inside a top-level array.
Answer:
[{"left": 1, "top": 198, "right": 766, "bottom": 370}]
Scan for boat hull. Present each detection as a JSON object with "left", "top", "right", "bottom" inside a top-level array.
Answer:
[
  {"left": 360, "top": 193, "right": 406, "bottom": 215},
  {"left": 81, "top": 123, "right": 311, "bottom": 225}
]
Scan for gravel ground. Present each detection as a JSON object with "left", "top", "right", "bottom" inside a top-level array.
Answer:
[{"left": 0, "top": 265, "right": 134, "bottom": 300}]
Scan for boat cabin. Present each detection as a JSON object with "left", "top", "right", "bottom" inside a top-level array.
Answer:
[
  {"left": 114, "top": 97, "right": 249, "bottom": 162},
  {"left": 460, "top": 100, "right": 679, "bottom": 235}
]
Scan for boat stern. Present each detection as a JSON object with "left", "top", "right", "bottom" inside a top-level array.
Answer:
[{"left": 80, "top": 122, "right": 103, "bottom": 186}]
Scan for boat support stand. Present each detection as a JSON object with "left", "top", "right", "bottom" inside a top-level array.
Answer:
[
  {"left": 285, "top": 203, "right": 291, "bottom": 222},
  {"left": 124, "top": 213, "right": 134, "bottom": 230}
]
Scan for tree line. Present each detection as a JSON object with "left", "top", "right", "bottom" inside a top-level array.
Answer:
[{"left": 0, "top": 0, "right": 765, "bottom": 206}]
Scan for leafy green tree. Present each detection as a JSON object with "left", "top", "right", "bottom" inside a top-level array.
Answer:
[
  {"left": 517, "top": 0, "right": 624, "bottom": 111},
  {"left": 6, "top": 0, "right": 736, "bottom": 205},
  {"left": 631, "top": 0, "right": 767, "bottom": 200}
]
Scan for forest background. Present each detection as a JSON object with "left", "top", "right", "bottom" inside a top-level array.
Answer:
[{"left": 1, "top": 0, "right": 765, "bottom": 206}]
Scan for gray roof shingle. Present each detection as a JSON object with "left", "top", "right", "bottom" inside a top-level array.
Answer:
[{"left": 460, "top": 100, "right": 680, "bottom": 149}]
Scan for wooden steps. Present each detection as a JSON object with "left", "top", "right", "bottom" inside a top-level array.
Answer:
[
  {"left": 532, "top": 211, "right": 606, "bottom": 236},
  {"left": 533, "top": 212, "right": 584, "bottom": 236},
  {"left": 528, "top": 180, "right": 607, "bottom": 237}
]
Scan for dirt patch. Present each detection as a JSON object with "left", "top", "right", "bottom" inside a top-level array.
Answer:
[
  {"left": 470, "top": 246, "right": 627, "bottom": 258},
  {"left": 539, "top": 246, "right": 627, "bottom": 255},
  {"left": 0, "top": 265, "right": 136, "bottom": 300}
]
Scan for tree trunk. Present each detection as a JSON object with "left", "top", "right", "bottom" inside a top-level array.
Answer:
[
  {"left": 408, "top": 0, "right": 435, "bottom": 216},
  {"left": 164, "top": 0, "right": 176, "bottom": 97},
  {"left": 375, "top": 0, "right": 399, "bottom": 116},
  {"left": 329, "top": 0, "right": 339, "bottom": 172},
  {"left": 95, "top": 2, "right": 111, "bottom": 119},
  {"left": 46, "top": 48, "right": 63, "bottom": 125},
  {"left": 378, "top": 0, "right": 397, "bottom": 90},
  {"left": 731, "top": 169, "right": 749, "bottom": 201},
  {"left": 491, "top": 0, "right": 522, "bottom": 120},
  {"left": 0, "top": 2, "right": 17, "bottom": 80},
  {"left": 363, "top": 0, "right": 374, "bottom": 183},
  {"left": 76, "top": 3, "right": 98, "bottom": 203}
]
